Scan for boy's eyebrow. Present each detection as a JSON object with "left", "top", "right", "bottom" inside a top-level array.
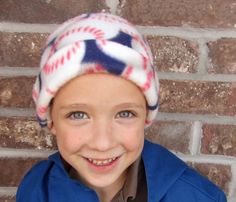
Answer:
[
  {"left": 114, "top": 103, "right": 146, "bottom": 110},
  {"left": 59, "top": 103, "right": 88, "bottom": 110},
  {"left": 58, "top": 103, "right": 146, "bottom": 110}
]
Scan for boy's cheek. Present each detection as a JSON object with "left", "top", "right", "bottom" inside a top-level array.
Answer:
[
  {"left": 120, "top": 128, "right": 145, "bottom": 151},
  {"left": 56, "top": 133, "right": 84, "bottom": 154}
]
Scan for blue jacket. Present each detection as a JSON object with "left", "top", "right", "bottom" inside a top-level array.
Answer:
[{"left": 16, "top": 140, "right": 227, "bottom": 202}]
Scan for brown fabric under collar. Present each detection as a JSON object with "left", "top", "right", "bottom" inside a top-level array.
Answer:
[
  {"left": 111, "top": 155, "right": 147, "bottom": 202},
  {"left": 111, "top": 156, "right": 141, "bottom": 201}
]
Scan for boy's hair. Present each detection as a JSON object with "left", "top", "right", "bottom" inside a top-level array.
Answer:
[{"left": 32, "top": 13, "right": 159, "bottom": 128}]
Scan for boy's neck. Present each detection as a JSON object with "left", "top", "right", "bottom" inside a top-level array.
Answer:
[{"left": 94, "top": 170, "right": 127, "bottom": 202}]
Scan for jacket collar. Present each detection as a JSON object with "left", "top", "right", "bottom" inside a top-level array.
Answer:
[{"left": 142, "top": 140, "right": 187, "bottom": 202}]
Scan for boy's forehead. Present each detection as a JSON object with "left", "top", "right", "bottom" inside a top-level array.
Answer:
[
  {"left": 57, "top": 73, "right": 141, "bottom": 93},
  {"left": 53, "top": 74, "right": 146, "bottom": 108}
]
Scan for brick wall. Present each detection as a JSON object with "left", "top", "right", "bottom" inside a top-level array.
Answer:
[{"left": 0, "top": 0, "right": 235, "bottom": 201}]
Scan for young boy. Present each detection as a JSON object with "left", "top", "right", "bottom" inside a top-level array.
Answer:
[{"left": 16, "top": 13, "right": 227, "bottom": 202}]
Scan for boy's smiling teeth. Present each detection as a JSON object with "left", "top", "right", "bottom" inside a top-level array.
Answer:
[{"left": 87, "top": 157, "right": 117, "bottom": 166}]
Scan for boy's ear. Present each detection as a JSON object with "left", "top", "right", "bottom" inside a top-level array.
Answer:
[
  {"left": 48, "top": 99, "right": 56, "bottom": 135},
  {"left": 48, "top": 121, "right": 56, "bottom": 135}
]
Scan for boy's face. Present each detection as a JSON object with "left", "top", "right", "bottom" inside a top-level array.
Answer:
[{"left": 50, "top": 73, "right": 146, "bottom": 191}]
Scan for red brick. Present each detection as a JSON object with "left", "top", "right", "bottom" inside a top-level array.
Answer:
[
  {"left": 0, "top": 117, "right": 56, "bottom": 150},
  {"left": 0, "top": 32, "right": 47, "bottom": 67},
  {"left": 193, "top": 163, "right": 231, "bottom": 194},
  {"left": 201, "top": 124, "right": 236, "bottom": 156},
  {"left": 147, "top": 36, "right": 199, "bottom": 73},
  {"left": 145, "top": 121, "right": 192, "bottom": 154},
  {"left": 0, "top": 197, "right": 15, "bottom": 202},
  {"left": 0, "top": 77, "right": 35, "bottom": 108},
  {"left": 160, "top": 80, "right": 236, "bottom": 116},
  {"left": 208, "top": 38, "right": 236, "bottom": 74},
  {"left": 0, "top": 158, "right": 43, "bottom": 186},
  {"left": 119, "top": 0, "right": 236, "bottom": 28},
  {"left": 0, "top": 0, "right": 109, "bottom": 24}
]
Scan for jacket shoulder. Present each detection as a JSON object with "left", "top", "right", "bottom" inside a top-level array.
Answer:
[
  {"left": 166, "top": 167, "right": 227, "bottom": 202},
  {"left": 143, "top": 140, "right": 227, "bottom": 202},
  {"left": 16, "top": 158, "right": 54, "bottom": 202}
]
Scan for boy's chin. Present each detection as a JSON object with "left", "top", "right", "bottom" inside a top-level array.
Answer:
[{"left": 81, "top": 169, "right": 127, "bottom": 191}]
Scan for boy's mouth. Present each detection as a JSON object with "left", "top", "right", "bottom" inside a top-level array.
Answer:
[{"left": 86, "top": 157, "right": 119, "bottom": 166}]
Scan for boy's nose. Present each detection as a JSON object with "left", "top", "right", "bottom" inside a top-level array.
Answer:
[{"left": 90, "top": 120, "right": 116, "bottom": 151}]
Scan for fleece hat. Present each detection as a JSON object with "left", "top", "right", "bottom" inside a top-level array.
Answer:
[{"left": 32, "top": 13, "right": 159, "bottom": 128}]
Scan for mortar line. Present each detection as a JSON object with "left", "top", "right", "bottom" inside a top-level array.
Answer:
[
  {"left": 1, "top": 22, "right": 236, "bottom": 39},
  {"left": 228, "top": 196, "right": 236, "bottom": 202},
  {"left": 229, "top": 162, "right": 236, "bottom": 198},
  {"left": 0, "top": 148, "right": 55, "bottom": 158},
  {"left": 0, "top": 67, "right": 38, "bottom": 77},
  {"left": 176, "top": 154, "right": 236, "bottom": 165},
  {"left": 197, "top": 39, "right": 208, "bottom": 74},
  {"left": 189, "top": 121, "right": 202, "bottom": 155},
  {"left": 0, "top": 187, "right": 17, "bottom": 197},
  {"left": 105, "top": 0, "right": 119, "bottom": 14},
  {"left": 0, "top": 22, "right": 57, "bottom": 33},
  {"left": 138, "top": 26, "right": 236, "bottom": 40},
  {"left": 0, "top": 108, "right": 35, "bottom": 117},
  {"left": 158, "top": 72, "right": 236, "bottom": 82},
  {"left": 156, "top": 112, "right": 236, "bottom": 125}
]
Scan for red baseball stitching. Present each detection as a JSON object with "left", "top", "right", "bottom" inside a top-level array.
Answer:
[
  {"left": 37, "top": 106, "right": 47, "bottom": 117},
  {"left": 32, "top": 89, "right": 39, "bottom": 100},
  {"left": 84, "top": 64, "right": 105, "bottom": 74},
  {"left": 141, "top": 70, "right": 154, "bottom": 91},
  {"left": 145, "top": 119, "right": 152, "bottom": 125},
  {"left": 142, "top": 55, "right": 148, "bottom": 70},
  {"left": 123, "top": 66, "right": 133, "bottom": 79},
  {"left": 133, "top": 35, "right": 150, "bottom": 62},
  {"left": 43, "top": 41, "right": 81, "bottom": 74},
  {"left": 46, "top": 87, "right": 56, "bottom": 96}
]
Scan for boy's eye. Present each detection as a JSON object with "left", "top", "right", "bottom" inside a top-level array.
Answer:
[
  {"left": 67, "top": 111, "right": 89, "bottom": 120},
  {"left": 116, "top": 110, "right": 135, "bottom": 119}
]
